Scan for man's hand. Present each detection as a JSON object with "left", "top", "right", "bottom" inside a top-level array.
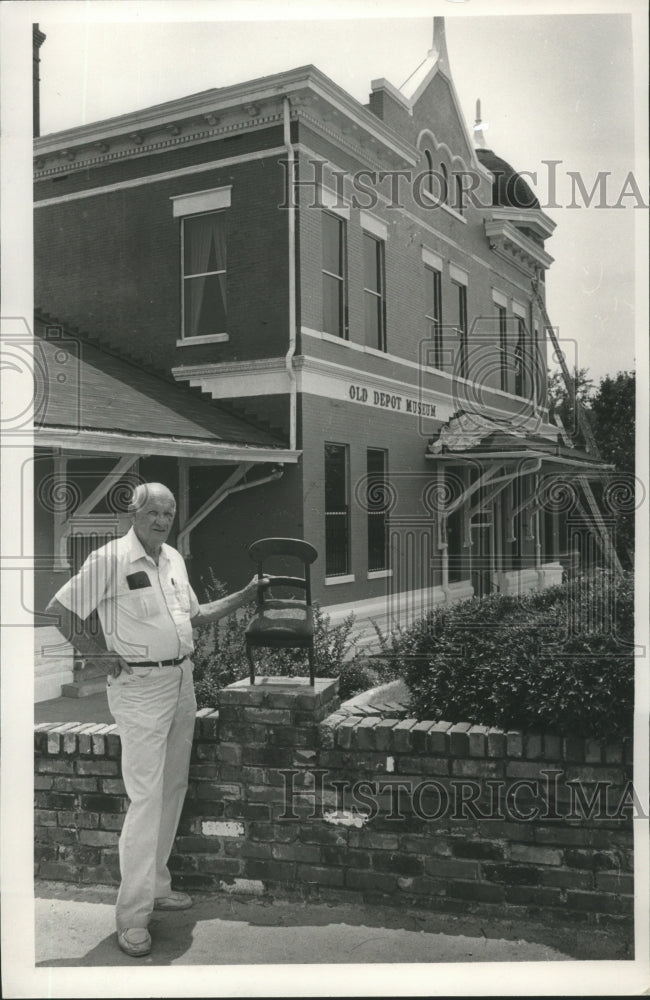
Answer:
[
  {"left": 243, "top": 575, "right": 271, "bottom": 600},
  {"left": 84, "top": 654, "right": 133, "bottom": 678}
]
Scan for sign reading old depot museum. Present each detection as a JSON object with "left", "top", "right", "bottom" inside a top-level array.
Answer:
[{"left": 348, "top": 383, "right": 438, "bottom": 417}]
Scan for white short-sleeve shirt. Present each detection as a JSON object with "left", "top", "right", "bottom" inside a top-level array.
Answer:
[{"left": 54, "top": 527, "right": 200, "bottom": 662}]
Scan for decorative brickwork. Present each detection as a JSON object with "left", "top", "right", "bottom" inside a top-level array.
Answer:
[{"left": 34, "top": 678, "right": 634, "bottom": 957}]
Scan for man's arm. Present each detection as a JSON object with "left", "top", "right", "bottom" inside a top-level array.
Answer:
[
  {"left": 190, "top": 576, "right": 268, "bottom": 628},
  {"left": 45, "top": 598, "right": 132, "bottom": 677}
]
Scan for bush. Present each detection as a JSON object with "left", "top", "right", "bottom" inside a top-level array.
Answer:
[
  {"left": 192, "top": 573, "right": 392, "bottom": 707},
  {"left": 382, "top": 571, "right": 634, "bottom": 740}
]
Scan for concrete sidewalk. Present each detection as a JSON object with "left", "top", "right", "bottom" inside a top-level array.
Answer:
[{"left": 36, "top": 881, "right": 572, "bottom": 967}]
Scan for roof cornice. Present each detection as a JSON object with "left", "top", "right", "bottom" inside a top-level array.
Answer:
[{"left": 34, "top": 64, "right": 417, "bottom": 178}]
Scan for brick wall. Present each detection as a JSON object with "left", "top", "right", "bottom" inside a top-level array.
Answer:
[{"left": 34, "top": 678, "right": 634, "bottom": 958}]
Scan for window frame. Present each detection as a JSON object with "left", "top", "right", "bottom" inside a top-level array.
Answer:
[
  {"left": 366, "top": 448, "right": 389, "bottom": 574},
  {"left": 362, "top": 231, "right": 387, "bottom": 352},
  {"left": 425, "top": 263, "right": 443, "bottom": 370},
  {"left": 452, "top": 278, "right": 468, "bottom": 380},
  {"left": 180, "top": 208, "right": 228, "bottom": 342},
  {"left": 324, "top": 442, "right": 351, "bottom": 578},
  {"left": 321, "top": 211, "right": 348, "bottom": 340}
]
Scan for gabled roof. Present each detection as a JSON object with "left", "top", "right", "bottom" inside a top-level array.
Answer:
[{"left": 33, "top": 315, "right": 298, "bottom": 462}]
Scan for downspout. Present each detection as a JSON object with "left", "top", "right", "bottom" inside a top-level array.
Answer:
[
  {"left": 177, "top": 465, "right": 284, "bottom": 558},
  {"left": 283, "top": 95, "right": 298, "bottom": 452}
]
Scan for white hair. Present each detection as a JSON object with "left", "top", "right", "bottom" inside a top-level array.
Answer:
[{"left": 128, "top": 482, "right": 176, "bottom": 514}]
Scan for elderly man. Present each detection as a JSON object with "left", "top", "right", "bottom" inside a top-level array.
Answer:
[{"left": 47, "top": 482, "right": 263, "bottom": 957}]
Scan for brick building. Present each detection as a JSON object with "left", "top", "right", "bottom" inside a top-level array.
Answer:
[{"left": 33, "top": 19, "right": 609, "bottom": 699}]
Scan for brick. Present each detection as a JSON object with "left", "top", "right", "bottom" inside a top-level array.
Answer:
[
  {"left": 218, "top": 878, "right": 266, "bottom": 895},
  {"left": 273, "top": 842, "right": 320, "bottom": 863},
  {"left": 189, "top": 764, "right": 219, "bottom": 780},
  {"left": 35, "top": 791, "right": 76, "bottom": 810},
  {"left": 448, "top": 723, "right": 472, "bottom": 756},
  {"left": 447, "top": 881, "right": 505, "bottom": 903},
  {"left": 100, "top": 778, "right": 127, "bottom": 795},
  {"left": 451, "top": 759, "right": 504, "bottom": 778},
  {"left": 59, "top": 844, "right": 102, "bottom": 866},
  {"left": 426, "top": 721, "right": 452, "bottom": 755},
  {"left": 35, "top": 827, "right": 78, "bottom": 846},
  {"left": 510, "top": 844, "right": 562, "bottom": 866},
  {"left": 391, "top": 719, "right": 418, "bottom": 753},
  {"left": 36, "top": 759, "right": 74, "bottom": 775},
  {"left": 353, "top": 717, "right": 379, "bottom": 750},
  {"left": 202, "top": 820, "right": 245, "bottom": 838},
  {"left": 481, "top": 863, "right": 537, "bottom": 885},
  {"left": 565, "top": 766, "right": 626, "bottom": 785},
  {"left": 506, "top": 731, "right": 524, "bottom": 758},
  {"left": 99, "top": 813, "right": 125, "bottom": 831},
  {"left": 216, "top": 742, "right": 242, "bottom": 765},
  {"left": 505, "top": 884, "right": 563, "bottom": 907},
  {"left": 563, "top": 849, "right": 622, "bottom": 871},
  {"left": 423, "top": 857, "right": 479, "bottom": 880},
  {"left": 298, "top": 825, "right": 347, "bottom": 846},
  {"left": 452, "top": 840, "right": 504, "bottom": 861},
  {"left": 349, "top": 830, "right": 399, "bottom": 851},
  {"left": 543, "top": 732, "right": 562, "bottom": 761},
  {"left": 395, "top": 756, "right": 448, "bottom": 776},
  {"left": 595, "top": 872, "right": 634, "bottom": 894},
  {"left": 57, "top": 810, "right": 100, "bottom": 830},
  {"left": 244, "top": 859, "right": 296, "bottom": 881},
  {"left": 34, "top": 809, "right": 57, "bottom": 827},
  {"left": 80, "top": 794, "right": 125, "bottom": 812},
  {"left": 34, "top": 775, "right": 54, "bottom": 790},
  {"left": 505, "top": 760, "right": 546, "bottom": 779},
  {"left": 562, "top": 736, "right": 584, "bottom": 763},
  {"left": 226, "top": 802, "right": 270, "bottom": 821},
  {"left": 345, "top": 869, "right": 397, "bottom": 893},
  {"left": 197, "top": 783, "right": 241, "bottom": 801},
  {"left": 79, "top": 829, "right": 118, "bottom": 847},
  {"left": 468, "top": 725, "right": 489, "bottom": 757},
  {"left": 524, "top": 732, "right": 543, "bottom": 760},
  {"left": 372, "top": 852, "right": 423, "bottom": 876},
  {"left": 241, "top": 746, "right": 294, "bottom": 768},
  {"left": 538, "top": 868, "right": 594, "bottom": 890},
  {"left": 373, "top": 719, "right": 399, "bottom": 751},
  {"left": 410, "top": 721, "right": 436, "bottom": 752},
  {"left": 75, "top": 760, "right": 119, "bottom": 776},
  {"left": 52, "top": 777, "right": 98, "bottom": 792},
  {"left": 487, "top": 728, "right": 506, "bottom": 758},
  {"left": 401, "top": 835, "right": 452, "bottom": 857},
  {"left": 35, "top": 843, "right": 58, "bottom": 864},
  {"left": 242, "top": 707, "right": 293, "bottom": 726},
  {"left": 38, "top": 861, "right": 82, "bottom": 881},
  {"left": 566, "top": 890, "right": 628, "bottom": 914},
  {"left": 584, "top": 740, "right": 603, "bottom": 764},
  {"left": 297, "top": 865, "right": 344, "bottom": 886},
  {"left": 534, "top": 825, "right": 589, "bottom": 847},
  {"left": 105, "top": 734, "right": 122, "bottom": 758}
]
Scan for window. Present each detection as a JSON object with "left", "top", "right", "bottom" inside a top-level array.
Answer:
[
  {"left": 325, "top": 443, "right": 350, "bottom": 576},
  {"left": 425, "top": 265, "right": 443, "bottom": 369},
  {"left": 322, "top": 212, "right": 347, "bottom": 338},
  {"left": 515, "top": 316, "right": 526, "bottom": 397},
  {"left": 454, "top": 279, "right": 468, "bottom": 379},
  {"left": 424, "top": 149, "right": 434, "bottom": 197},
  {"left": 367, "top": 449, "right": 389, "bottom": 572},
  {"left": 440, "top": 163, "right": 449, "bottom": 204},
  {"left": 497, "top": 303, "right": 508, "bottom": 392},
  {"left": 363, "top": 232, "right": 386, "bottom": 351},
  {"left": 182, "top": 211, "right": 227, "bottom": 338},
  {"left": 455, "top": 175, "right": 464, "bottom": 215}
]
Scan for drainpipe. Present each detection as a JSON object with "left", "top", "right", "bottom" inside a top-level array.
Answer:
[
  {"left": 177, "top": 464, "right": 284, "bottom": 558},
  {"left": 283, "top": 95, "right": 298, "bottom": 452}
]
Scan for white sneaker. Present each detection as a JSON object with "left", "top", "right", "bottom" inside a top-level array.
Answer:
[
  {"left": 117, "top": 927, "right": 152, "bottom": 957},
  {"left": 154, "top": 891, "right": 193, "bottom": 911}
]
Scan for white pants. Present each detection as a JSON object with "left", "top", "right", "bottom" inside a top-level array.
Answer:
[{"left": 107, "top": 659, "right": 196, "bottom": 930}]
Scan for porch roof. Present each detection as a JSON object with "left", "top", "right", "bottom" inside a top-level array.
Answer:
[{"left": 34, "top": 317, "right": 299, "bottom": 463}]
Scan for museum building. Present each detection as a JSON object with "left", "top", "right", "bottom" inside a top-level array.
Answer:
[{"left": 32, "top": 20, "right": 609, "bottom": 699}]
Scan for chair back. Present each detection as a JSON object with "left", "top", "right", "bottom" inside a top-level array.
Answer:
[{"left": 248, "top": 537, "right": 317, "bottom": 605}]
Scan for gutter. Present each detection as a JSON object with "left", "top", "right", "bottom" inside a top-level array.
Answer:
[{"left": 283, "top": 95, "right": 298, "bottom": 453}]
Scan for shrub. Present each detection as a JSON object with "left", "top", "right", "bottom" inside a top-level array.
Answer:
[
  {"left": 192, "top": 572, "right": 390, "bottom": 707},
  {"left": 383, "top": 571, "right": 634, "bottom": 740}
]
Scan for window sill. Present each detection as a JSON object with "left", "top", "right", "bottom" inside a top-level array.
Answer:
[
  {"left": 325, "top": 574, "right": 355, "bottom": 586},
  {"left": 367, "top": 569, "right": 392, "bottom": 580},
  {"left": 176, "top": 334, "right": 229, "bottom": 346}
]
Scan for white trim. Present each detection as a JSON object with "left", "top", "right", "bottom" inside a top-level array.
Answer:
[
  {"left": 172, "top": 186, "right": 232, "bottom": 217},
  {"left": 421, "top": 246, "right": 443, "bottom": 271},
  {"left": 321, "top": 185, "right": 350, "bottom": 217},
  {"left": 34, "top": 148, "right": 286, "bottom": 208},
  {"left": 176, "top": 334, "right": 229, "bottom": 347},
  {"left": 359, "top": 210, "right": 388, "bottom": 241},
  {"left": 35, "top": 427, "right": 300, "bottom": 463},
  {"left": 440, "top": 201, "right": 467, "bottom": 225},
  {"left": 512, "top": 299, "right": 528, "bottom": 319},
  {"left": 367, "top": 569, "right": 393, "bottom": 580},
  {"left": 321, "top": 330, "right": 350, "bottom": 347},
  {"left": 325, "top": 574, "right": 356, "bottom": 586},
  {"left": 492, "top": 289, "right": 508, "bottom": 309},
  {"left": 449, "top": 263, "right": 469, "bottom": 286}
]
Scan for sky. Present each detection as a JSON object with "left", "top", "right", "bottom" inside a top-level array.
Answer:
[{"left": 28, "top": 1, "right": 650, "bottom": 385}]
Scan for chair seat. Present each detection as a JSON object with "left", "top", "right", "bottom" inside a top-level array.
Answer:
[{"left": 246, "top": 610, "right": 313, "bottom": 643}]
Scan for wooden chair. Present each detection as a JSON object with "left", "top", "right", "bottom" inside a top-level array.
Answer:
[{"left": 244, "top": 537, "right": 318, "bottom": 685}]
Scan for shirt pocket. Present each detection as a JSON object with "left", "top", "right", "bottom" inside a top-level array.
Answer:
[{"left": 116, "top": 588, "right": 161, "bottom": 620}]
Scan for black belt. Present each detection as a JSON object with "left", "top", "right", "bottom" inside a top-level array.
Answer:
[{"left": 126, "top": 656, "right": 186, "bottom": 667}]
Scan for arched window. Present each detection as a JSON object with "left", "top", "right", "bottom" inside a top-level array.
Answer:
[
  {"left": 424, "top": 149, "right": 434, "bottom": 196},
  {"left": 455, "top": 174, "right": 464, "bottom": 215},
  {"left": 440, "top": 163, "right": 449, "bottom": 204}
]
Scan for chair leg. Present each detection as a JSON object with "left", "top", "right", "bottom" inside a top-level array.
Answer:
[
  {"left": 307, "top": 644, "right": 315, "bottom": 686},
  {"left": 246, "top": 645, "right": 256, "bottom": 685}
]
